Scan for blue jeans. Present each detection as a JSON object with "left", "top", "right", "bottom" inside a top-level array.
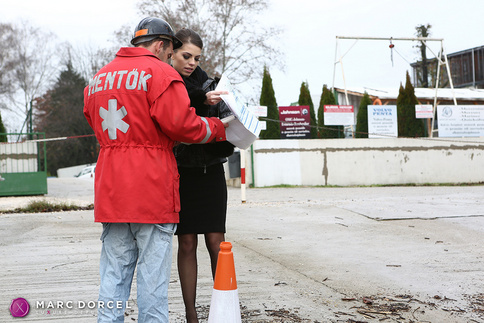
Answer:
[{"left": 97, "top": 223, "right": 176, "bottom": 323}]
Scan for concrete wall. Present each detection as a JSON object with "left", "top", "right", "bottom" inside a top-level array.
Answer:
[{"left": 247, "top": 138, "right": 484, "bottom": 187}]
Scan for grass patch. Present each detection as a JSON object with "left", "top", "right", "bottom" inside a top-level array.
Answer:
[
  {"left": 1, "top": 200, "right": 94, "bottom": 214},
  {"left": 257, "top": 182, "right": 484, "bottom": 188},
  {"left": 365, "top": 182, "right": 484, "bottom": 188}
]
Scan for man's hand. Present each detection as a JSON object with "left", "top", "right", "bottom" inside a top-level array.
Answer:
[{"left": 220, "top": 115, "right": 235, "bottom": 128}]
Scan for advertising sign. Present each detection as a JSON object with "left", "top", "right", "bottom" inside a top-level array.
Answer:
[
  {"left": 247, "top": 105, "right": 268, "bottom": 117},
  {"left": 324, "top": 105, "right": 355, "bottom": 125},
  {"left": 368, "top": 105, "right": 398, "bottom": 138},
  {"left": 279, "top": 106, "right": 311, "bottom": 139},
  {"left": 415, "top": 104, "right": 434, "bottom": 119},
  {"left": 247, "top": 106, "right": 267, "bottom": 131},
  {"left": 437, "top": 105, "right": 484, "bottom": 137}
]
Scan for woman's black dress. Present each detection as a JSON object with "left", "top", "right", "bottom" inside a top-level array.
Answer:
[{"left": 174, "top": 66, "right": 234, "bottom": 235}]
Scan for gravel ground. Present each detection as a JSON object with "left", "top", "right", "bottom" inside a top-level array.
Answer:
[{"left": 1, "top": 178, "right": 484, "bottom": 322}]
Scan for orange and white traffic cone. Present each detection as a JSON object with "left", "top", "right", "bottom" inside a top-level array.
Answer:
[{"left": 208, "top": 241, "right": 242, "bottom": 323}]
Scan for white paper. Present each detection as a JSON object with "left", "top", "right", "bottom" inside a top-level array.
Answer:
[{"left": 215, "top": 75, "right": 262, "bottom": 149}]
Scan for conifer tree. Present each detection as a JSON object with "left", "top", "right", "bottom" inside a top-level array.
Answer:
[
  {"left": 298, "top": 82, "right": 317, "bottom": 138},
  {"left": 355, "top": 92, "right": 371, "bottom": 138},
  {"left": 317, "top": 85, "right": 342, "bottom": 138},
  {"left": 259, "top": 66, "right": 280, "bottom": 139},
  {"left": 397, "top": 71, "right": 425, "bottom": 137},
  {"left": 0, "top": 112, "right": 7, "bottom": 142}
]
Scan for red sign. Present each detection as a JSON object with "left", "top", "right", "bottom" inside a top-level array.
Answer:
[
  {"left": 279, "top": 106, "right": 311, "bottom": 139},
  {"left": 323, "top": 105, "right": 354, "bottom": 113}
]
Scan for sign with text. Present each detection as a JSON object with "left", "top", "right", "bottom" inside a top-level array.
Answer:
[
  {"left": 437, "top": 105, "right": 484, "bottom": 137},
  {"left": 324, "top": 105, "right": 355, "bottom": 125},
  {"left": 415, "top": 104, "right": 434, "bottom": 119},
  {"left": 247, "top": 105, "right": 268, "bottom": 117},
  {"left": 279, "top": 106, "right": 311, "bottom": 139},
  {"left": 368, "top": 105, "right": 398, "bottom": 138}
]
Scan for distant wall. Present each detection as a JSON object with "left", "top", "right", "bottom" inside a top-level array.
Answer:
[{"left": 246, "top": 138, "right": 484, "bottom": 187}]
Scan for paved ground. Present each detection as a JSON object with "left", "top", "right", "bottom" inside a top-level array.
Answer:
[{"left": 1, "top": 178, "right": 484, "bottom": 322}]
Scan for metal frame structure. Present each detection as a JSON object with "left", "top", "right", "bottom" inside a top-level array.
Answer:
[{"left": 332, "top": 36, "right": 457, "bottom": 137}]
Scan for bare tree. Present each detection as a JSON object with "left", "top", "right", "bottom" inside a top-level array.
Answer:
[
  {"left": 0, "top": 23, "right": 18, "bottom": 97},
  {"left": 0, "top": 21, "right": 60, "bottom": 133},
  {"left": 65, "top": 44, "right": 117, "bottom": 82},
  {"left": 136, "top": 0, "right": 283, "bottom": 85}
]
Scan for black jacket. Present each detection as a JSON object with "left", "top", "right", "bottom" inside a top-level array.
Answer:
[{"left": 174, "top": 66, "right": 234, "bottom": 168}]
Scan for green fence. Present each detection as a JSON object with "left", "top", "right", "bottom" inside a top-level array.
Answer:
[{"left": 0, "top": 133, "right": 47, "bottom": 196}]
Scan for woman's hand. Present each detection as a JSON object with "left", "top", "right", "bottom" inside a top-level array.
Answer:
[{"left": 205, "top": 90, "right": 228, "bottom": 105}]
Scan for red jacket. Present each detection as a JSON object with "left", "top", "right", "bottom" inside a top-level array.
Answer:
[{"left": 84, "top": 47, "right": 226, "bottom": 224}]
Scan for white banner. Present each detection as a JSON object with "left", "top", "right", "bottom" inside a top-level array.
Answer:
[
  {"left": 368, "top": 105, "right": 398, "bottom": 138},
  {"left": 437, "top": 105, "right": 484, "bottom": 137},
  {"left": 324, "top": 105, "right": 355, "bottom": 125},
  {"left": 415, "top": 104, "right": 434, "bottom": 119},
  {"left": 247, "top": 105, "right": 267, "bottom": 117}
]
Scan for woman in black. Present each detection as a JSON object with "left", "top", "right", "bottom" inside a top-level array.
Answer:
[{"left": 172, "top": 28, "right": 234, "bottom": 323}]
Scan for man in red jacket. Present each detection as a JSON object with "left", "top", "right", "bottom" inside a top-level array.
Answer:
[{"left": 84, "top": 17, "right": 227, "bottom": 323}]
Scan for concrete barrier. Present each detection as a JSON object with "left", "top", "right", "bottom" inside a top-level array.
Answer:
[{"left": 247, "top": 138, "right": 484, "bottom": 187}]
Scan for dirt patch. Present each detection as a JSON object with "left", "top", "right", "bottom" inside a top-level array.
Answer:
[
  {"left": 333, "top": 293, "right": 484, "bottom": 322},
  {"left": 191, "top": 293, "right": 484, "bottom": 322},
  {"left": 464, "top": 293, "right": 484, "bottom": 320}
]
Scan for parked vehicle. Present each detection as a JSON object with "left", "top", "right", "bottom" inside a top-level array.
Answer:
[{"left": 75, "top": 166, "right": 96, "bottom": 179}]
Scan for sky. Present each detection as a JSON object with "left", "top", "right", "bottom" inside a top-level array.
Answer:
[{"left": 2, "top": 0, "right": 484, "bottom": 111}]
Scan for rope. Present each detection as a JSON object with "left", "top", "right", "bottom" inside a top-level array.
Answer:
[
  {"left": 1, "top": 134, "right": 96, "bottom": 144},
  {"left": 27, "top": 134, "right": 96, "bottom": 143},
  {"left": 393, "top": 47, "right": 413, "bottom": 65},
  {"left": 6, "top": 118, "right": 484, "bottom": 147},
  {"left": 260, "top": 117, "right": 484, "bottom": 145}
]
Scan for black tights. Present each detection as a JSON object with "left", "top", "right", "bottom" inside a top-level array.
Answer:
[{"left": 177, "top": 232, "right": 225, "bottom": 323}]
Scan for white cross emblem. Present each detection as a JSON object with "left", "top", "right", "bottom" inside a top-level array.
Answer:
[
  {"left": 99, "top": 99, "right": 130, "bottom": 140},
  {"left": 16, "top": 303, "right": 26, "bottom": 314}
]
